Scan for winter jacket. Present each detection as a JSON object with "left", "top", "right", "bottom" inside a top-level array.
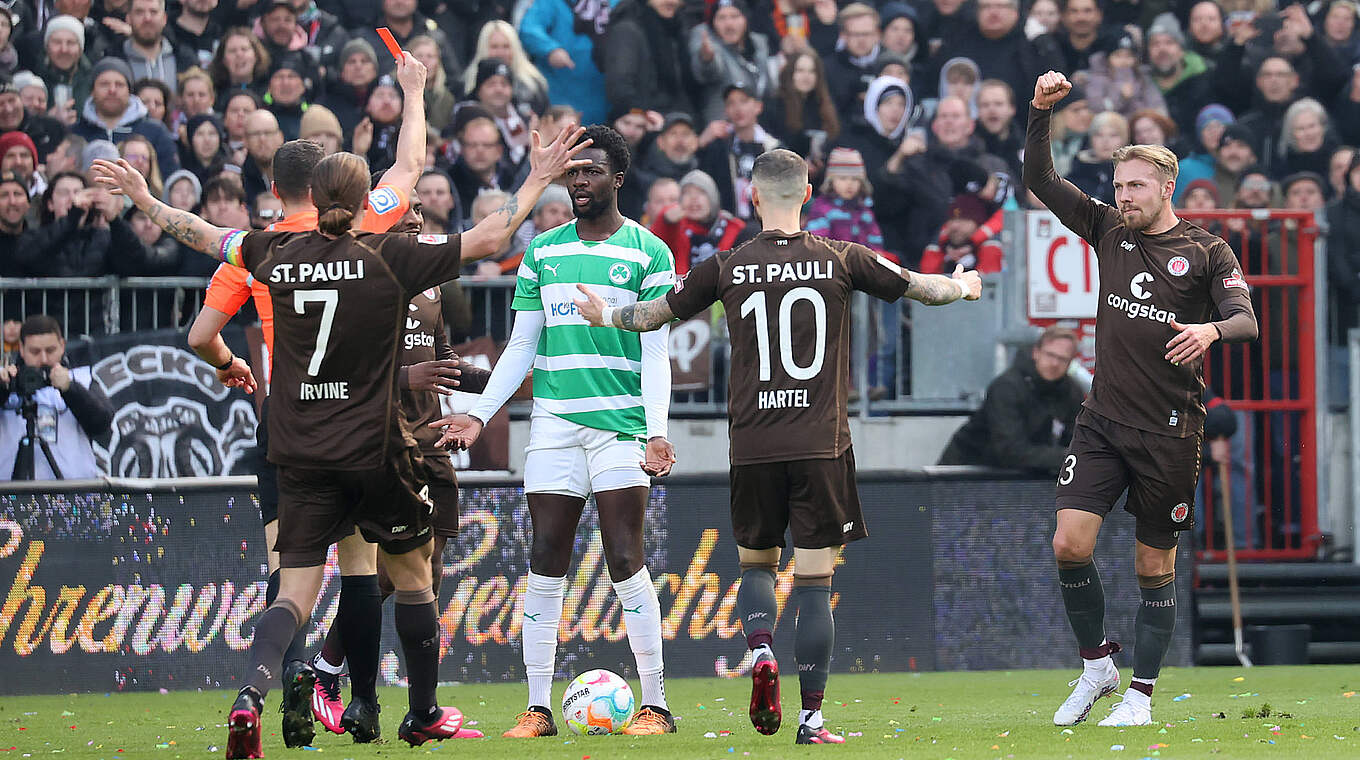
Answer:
[
  {"left": 1065, "top": 151, "right": 1115, "bottom": 206},
  {"left": 1155, "top": 50, "right": 1214, "bottom": 138},
  {"left": 919, "top": 237, "right": 1002, "bottom": 274},
  {"left": 1080, "top": 53, "right": 1167, "bottom": 118},
  {"left": 31, "top": 56, "right": 94, "bottom": 116},
  {"left": 1326, "top": 190, "right": 1360, "bottom": 345},
  {"left": 804, "top": 196, "right": 884, "bottom": 254},
  {"left": 24, "top": 208, "right": 150, "bottom": 277},
  {"left": 696, "top": 126, "right": 781, "bottom": 219},
  {"left": 519, "top": 0, "right": 619, "bottom": 125},
  {"left": 650, "top": 208, "right": 748, "bottom": 275},
  {"left": 318, "top": 80, "right": 372, "bottom": 135},
  {"left": 602, "top": 0, "right": 697, "bottom": 117},
  {"left": 926, "top": 23, "right": 1063, "bottom": 107},
  {"left": 123, "top": 37, "right": 197, "bottom": 95},
  {"left": 937, "top": 350, "right": 1085, "bottom": 474},
  {"left": 688, "top": 26, "right": 773, "bottom": 123},
  {"left": 72, "top": 96, "right": 181, "bottom": 175},
  {"left": 763, "top": 93, "right": 839, "bottom": 164},
  {"left": 823, "top": 46, "right": 882, "bottom": 117},
  {"left": 1237, "top": 99, "right": 1292, "bottom": 176},
  {"left": 632, "top": 145, "right": 699, "bottom": 203}
]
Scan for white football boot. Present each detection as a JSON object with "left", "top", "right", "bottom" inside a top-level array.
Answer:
[
  {"left": 1053, "top": 663, "right": 1120, "bottom": 725},
  {"left": 1098, "top": 690, "right": 1153, "bottom": 727}
]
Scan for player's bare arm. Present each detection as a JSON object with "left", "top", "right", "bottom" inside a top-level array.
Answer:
[
  {"left": 375, "top": 52, "right": 427, "bottom": 193},
  {"left": 91, "top": 158, "right": 242, "bottom": 259},
  {"left": 461, "top": 126, "right": 593, "bottom": 261},
  {"left": 574, "top": 284, "right": 675, "bottom": 330},
  {"left": 906, "top": 263, "right": 982, "bottom": 304},
  {"left": 187, "top": 306, "right": 258, "bottom": 394}
]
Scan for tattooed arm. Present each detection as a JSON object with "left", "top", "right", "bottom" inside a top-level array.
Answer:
[
  {"left": 574, "top": 286, "right": 676, "bottom": 331},
  {"left": 91, "top": 158, "right": 243, "bottom": 264},
  {"left": 905, "top": 263, "right": 982, "bottom": 305},
  {"left": 460, "top": 126, "right": 593, "bottom": 262}
]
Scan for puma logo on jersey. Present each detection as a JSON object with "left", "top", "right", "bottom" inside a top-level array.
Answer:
[
  {"left": 524, "top": 612, "right": 540, "bottom": 622},
  {"left": 543, "top": 262, "right": 561, "bottom": 276},
  {"left": 623, "top": 605, "right": 643, "bottom": 614},
  {"left": 1120, "top": 240, "right": 1135, "bottom": 251}
]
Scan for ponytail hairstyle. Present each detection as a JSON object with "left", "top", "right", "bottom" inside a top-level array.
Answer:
[{"left": 311, "top": 152, "right": 370, "bottom": 236}]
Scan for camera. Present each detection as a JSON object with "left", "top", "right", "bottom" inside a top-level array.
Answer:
[{"left": 11, "top": 364, "right": 51, "bottom": 397}]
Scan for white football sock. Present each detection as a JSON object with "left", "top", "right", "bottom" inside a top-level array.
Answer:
[
  {"left": 1129, "top": 678, "right": 1156, "bottom": 703},
  {"left": 313, "top": 654, "right": 344, "bottom": 675},
  {"left": 799, "top": 709, "right": 823, "bottom": 729},
  {"left": 613, "top": 566, "right": 667, "bottom": 710},
  {"left": 1083, "top": 639, "right": 1115, "bottom": 677},
  {"left": 523, "top": 572, "right": 567, "bottom": 709}
]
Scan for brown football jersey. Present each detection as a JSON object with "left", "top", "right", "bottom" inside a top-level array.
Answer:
[
  {"left": 667, "top": 230, "right": 912, "bottom": 465},
  {"left": 1025, "top": 105, "right": 1258, "bottom": 438},
  {"left": 239, "top": 229, "right": 463, "bottom": 468}
]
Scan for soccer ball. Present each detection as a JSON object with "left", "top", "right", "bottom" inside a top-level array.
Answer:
[{"left": 561, "top": 669, "right": 635, "bottom": 735}]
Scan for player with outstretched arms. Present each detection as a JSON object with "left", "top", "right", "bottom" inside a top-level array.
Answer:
[
  {"left": 573, "top": 149, "right": 982, "bottom": 745},
  {"left": 1025, "top": 71, "right": 1258, "bottom": 727},
  {"left": 179, "top": 52, "right": 480, "bottom": 747},
  {"left": 431, "top": 125, "right": 681, "bottom": 738},
  {"left": 94, "top": 116, "right": 592, "bottom": 756}
]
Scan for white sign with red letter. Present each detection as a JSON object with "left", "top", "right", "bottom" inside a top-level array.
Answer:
[{"left": 1027, "top": 210, "right": 1100, "bottom": 319}]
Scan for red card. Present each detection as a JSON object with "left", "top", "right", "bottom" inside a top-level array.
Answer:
[{"left": 376, "top": 27, "right": 403, "bottom": 62}]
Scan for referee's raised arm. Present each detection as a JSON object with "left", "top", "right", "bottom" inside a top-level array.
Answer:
[{"left": 459, "top": 125, "right": 594, "bottom": 262}]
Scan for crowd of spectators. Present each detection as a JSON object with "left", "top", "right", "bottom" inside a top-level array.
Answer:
[{"left": 0, "top": 0, "right": 1358, "bottom": 380}]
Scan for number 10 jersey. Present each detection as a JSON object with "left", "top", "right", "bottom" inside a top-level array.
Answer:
[{"left": 667, "top": 230, "right": 912, "bottom": 465}]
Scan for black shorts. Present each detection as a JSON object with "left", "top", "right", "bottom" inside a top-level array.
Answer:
[
  {"left": 420, "top": 451, "right": 460, "bottom": 537},
  {"left": 1055, "top": 409, "right": 1202, "bottom": 550},
  {"left": 274, "top": 448, "right": 435, "bottom": 567},
  {"left": 254, "top": 396, "right": 279, "bottom": 525},
  {"left": 729, "top": 447, "right": 865, "bottom": 550}
]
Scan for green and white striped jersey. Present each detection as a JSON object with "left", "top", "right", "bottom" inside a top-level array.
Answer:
[{"left": 512, "top": 219, "right": 676, "bottom": 435}]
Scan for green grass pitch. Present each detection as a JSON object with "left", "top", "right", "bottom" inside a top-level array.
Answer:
[{"left": 4, "top": 666, "right": 1358, "bottom": 759}]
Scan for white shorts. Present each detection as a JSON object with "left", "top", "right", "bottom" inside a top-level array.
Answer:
[{"left": 522, "top": 411, "right": 650, "bottom": 498}]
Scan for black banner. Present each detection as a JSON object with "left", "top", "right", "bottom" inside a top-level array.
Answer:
[
  {"left": 67, "top": 327, "right": 259, "bottom": 478},
  {"left": 0, "top": 475, "right": 1188, "bottom": 694}
]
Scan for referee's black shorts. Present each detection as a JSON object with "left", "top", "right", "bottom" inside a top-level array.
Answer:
[
  {"left": 729, "top": 447, "right": 866, "bottom": 550},
  {"left": 1055, "top": 409, "right": 1202, "bottom": 550},
  {"left": 274, "top": 448, "right": 435, "bottom": 567}
]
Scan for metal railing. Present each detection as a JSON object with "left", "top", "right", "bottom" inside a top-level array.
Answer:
[{"left": 0, "top": 276, "right": 212, "bottom": 338}]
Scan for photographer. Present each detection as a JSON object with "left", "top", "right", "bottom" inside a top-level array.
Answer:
[{"left": 0, "top": 315, "right": 113, "bottom": 480}]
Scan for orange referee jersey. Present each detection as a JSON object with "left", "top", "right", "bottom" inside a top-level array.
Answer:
[{"left": 201, "top": 185, "right": 412, "bottom": 363}]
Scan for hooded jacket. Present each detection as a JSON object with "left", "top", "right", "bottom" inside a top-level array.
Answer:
[
  {"left": 937, "top": 349, "right": 1085, "bottom": 473},
  {"left": 72, "top": 94, "right": 181, "bottom": 175},
  {"left": 835, "top": 76, "right": 909, "bottom": 180}
]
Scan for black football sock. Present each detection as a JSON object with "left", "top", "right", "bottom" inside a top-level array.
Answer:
[
  {"left": 394, "top": 589, "right": 440, "bottom": 719},
  {"left": 1132, "top": 574, "right": 1177, "bottom": 695},
  {"left": 245, "top": 601, "right": 302, "bottom": 696},
  {"left": 737, "top": 564, "right": 778, "bottom": 650},
  {"left": 338, "top": 574, "right": 382, "bottom": 699},
  {"left": 1057, "top": 559, "right": 1108, "bottom": 654},
  {"left": 793, "top": 576, "right": 833, "bottom": 713}
]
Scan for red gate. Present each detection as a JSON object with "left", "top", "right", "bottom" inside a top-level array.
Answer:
[{"left": 1182, "top": 210, "right": 1322, "bottom": 561}]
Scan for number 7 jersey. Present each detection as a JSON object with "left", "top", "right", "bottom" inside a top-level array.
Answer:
[{"left": 667, "top": 230, "right": 912, "bottom": 465}]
